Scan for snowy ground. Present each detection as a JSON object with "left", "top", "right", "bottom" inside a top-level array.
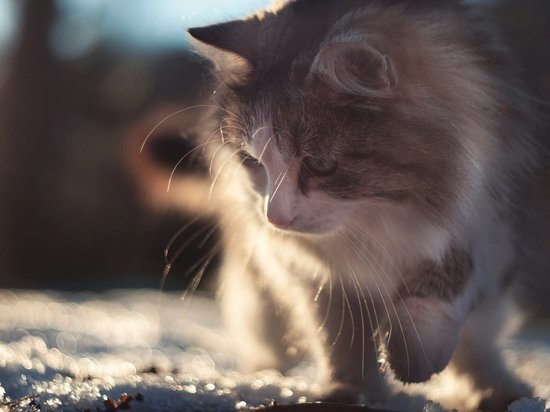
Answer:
[{"left": 0, "top": 290, "right": 548, "bottom": 411}]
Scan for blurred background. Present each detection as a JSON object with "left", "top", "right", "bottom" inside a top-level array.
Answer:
[
  {"left": 0, "top": 0, "right": 548, "bottom": 292},
  {"left": 0, "top": 0, "right": 268, "bottom": 290}
]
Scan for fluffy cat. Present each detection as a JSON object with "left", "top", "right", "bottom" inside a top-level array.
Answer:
[{"left": 185, "top": 0, "right": 548, "bottom": 410}]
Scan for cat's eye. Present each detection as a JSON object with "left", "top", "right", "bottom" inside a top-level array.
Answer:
[
  {"left": 237, "top": 149, "right": 267, "bottom": 191},
  {"left": 238, "top": 150, "right": 261, "bottom": 168},
  {"left": 303, "top": 156, "right": 337, "bottom": 177}
]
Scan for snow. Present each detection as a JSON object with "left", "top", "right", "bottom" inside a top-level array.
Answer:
[{"left": 0, "top": 290, "right": 548, "bottom": 411}]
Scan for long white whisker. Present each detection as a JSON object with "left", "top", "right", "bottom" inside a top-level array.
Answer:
[
  {"left": 338, "top": 233, "right": 385, "bottom": 352},
  {"left": 351, "top": 225, "right": 432, "bottom": 371},
  {"left": 346, "top": 227, "right": 420, "bottom": 380},
  {"left": 161, "top": 222, "right": 218, "bottom": 291},
  {"left": 342, "top": 277, "right": 356, "bottom": 349},
  {"left": 270, "top": 150, "right": 297, "bottom": 203},
  {"left": 164, "top": 216, "right": 202, "bottom": 262},
  {"left": 357, "top": 226, "right": 412, "bottom": 296},
  {"left": 140, "top": 104, "right": 241, "bottom": 153},
  {"left": 167, "top": 143, "right": 208, "bottom": 192},
  {"left": 317, "top": 265, "right": 334, "bottom": 333},
  {"left": 332, "top": 273, "right": 347, "bottom": 346},
  {"left": 181, "top": 244, "right": 222, "bottom": 306},
  {"left": 343, "top": 258, "right": 367, "bottom": 379},
  {"left": 250, "top": 126, "right": 272, "bottom": 141},
  {"left": 258, "top": 134, "right": 277, "bottom": 163}
]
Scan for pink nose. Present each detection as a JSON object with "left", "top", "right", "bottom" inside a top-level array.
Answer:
[{"left": 266, "top": 210, "right": 294, "bottom": 228}]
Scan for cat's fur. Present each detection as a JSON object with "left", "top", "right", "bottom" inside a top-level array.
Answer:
[{"left": 187, "top": 0, "right": 548, "bottom": 410}]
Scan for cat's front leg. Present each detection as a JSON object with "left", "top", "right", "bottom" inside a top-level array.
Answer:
[
  {"left": 220, "top": 257, "right": 298, "bottom": 372},
  {"left": 384, "top": 245, "right": 472, "bottom": 383},
  {"left": 221, "top": 252, "right": 330, "bottom": 375},
  {"left": 384, "top": 297, "right": 463, "bottom": 383},
  {"left": 451, "top": 293, "right": 532, "bottom": 411},
  {"left": 317, "top": 285, "right": 390, "bottom": 405}
]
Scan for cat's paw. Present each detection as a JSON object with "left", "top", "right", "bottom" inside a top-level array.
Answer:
[{"left": 385, "top": 298, "right": 461, "bottom": 383}]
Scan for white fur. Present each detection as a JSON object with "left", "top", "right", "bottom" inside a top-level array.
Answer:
[{"left": 190, "top": 1, "right": 538, "bottom": 410}]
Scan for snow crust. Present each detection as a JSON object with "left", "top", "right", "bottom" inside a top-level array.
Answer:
[{"left": 0, "top": 290, "right": 548, "bottom": 411}]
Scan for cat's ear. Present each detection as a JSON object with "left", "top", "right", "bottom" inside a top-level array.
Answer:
[
  {"left": 309, "top": 43, "right": 397, "bottom": 104},
  {"left": 188, "top": 18, "right": 261, "bottom": 64}
]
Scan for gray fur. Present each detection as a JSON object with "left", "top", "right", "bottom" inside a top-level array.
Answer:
[{"left": 187, "top": 1, "right": 547, "bottom": 410}]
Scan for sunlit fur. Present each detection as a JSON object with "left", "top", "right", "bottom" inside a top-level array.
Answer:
[{"left": 187, "top": 1, "right": 545, "bottom": 410}]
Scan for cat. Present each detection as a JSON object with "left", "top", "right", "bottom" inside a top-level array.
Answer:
[{"left": 185, "top": 0, "right": 549, "bottom": 410}]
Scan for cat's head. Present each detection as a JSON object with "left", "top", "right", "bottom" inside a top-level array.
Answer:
[{"left": 188, "top": 1, "right": 500, "bottom": 236}]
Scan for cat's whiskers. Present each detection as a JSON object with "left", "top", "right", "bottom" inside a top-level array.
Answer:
[
  {"left": 219, "top": 111, "right": 248, "bottom": 128},
  {"left": 345, "top": 225, "right": 437, "bottom": 380},
  {"left": 337, "top": 232, "right": 393, "bottom": 349},
  {"left": 351, "top": 222, "right": 412, "bottom": 296},
  {"left": 331, "top": 270, "right": 348, "bottom": 347},
  {"left": 218, "top": 121, "right": 248, "bottom": 145},
  {"left": 322, "top": 249, "right": 359, "bottom": 353},
  {"left": 164, "top": 216, "right": 202, "bottom": 264},
  {"left": 338, "top": 230, "right": 395, "bottom": 346},
  {"left": 197, "top": 120, "right": 245, "bottom": 177},
  {"left": 250, "top": 126, "right": 272, "bottom": 142},
  {"left": 206, "top": 117, "right": 256, "bottom": 171},
  {"left": 140, "top": 103, "right": 243, "bottom": 153},
  {"left": 218, "top": 119, "right": 237, "bottom": 145},
  {"left": 316, "top": 262, "right": 334, "bottom": 334},
  {"left": 313, "top": 282, "right": 324, "bottom": 302},
  {"left": 349, "top": 223, "right": 437, "bottom": 373},
  {"left": 257, "top": 133, "right": 277, "bottom": 164},
  {"left": 161, "top": 220, "right": 220, "bottom": 292},
  {"left": 163, "top": 220, "right": 218, "bottom": 276},
  {"left": 166, "top": 142, "right": 211, "bottom": 192},
  {"left": 342, "top": 275, "right": 356, "bottom": 349},
  {"left": 164, "top": 187, "right": 225, "bottom": 300},
  {"left": 337, "top": 232, "right": 386, "bottom": 350},
  {"left": 209, "top": 146, "right": 243, "bottom": 200},
  {"left": 300, "top": 149, "right": 318, "bottom": 159},
  {"left": 201, "top": 124, "right": 228, "bottom": 152},
  {"left": 186, "top": 0, "right": 543, "bottom": 405},
  {"left": 221, "top": 114, "right": 248, "bottom": 130},
  {"left": 270, "top": 150, "right": 298, "bottom": 204},
  {"left": 181, "top": 241, "right": 222, "bottom": 305},
  {"left": 342, "top": 256, "right": 376, "bottom": 381}
]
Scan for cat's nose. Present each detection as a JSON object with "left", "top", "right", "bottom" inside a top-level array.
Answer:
[
  {"left": 266, "top": 212, "right": 294, "bottom": 228},
  {"left": 265, "top": 200, "right": 295, "bottom": 228}
]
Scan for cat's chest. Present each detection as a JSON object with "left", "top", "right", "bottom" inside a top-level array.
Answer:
[
  {"left": 323, "top": 241, "right": 404, "bottom": 296},
  {"left": 261, "top": 233, "right": 404, "bottom": 298}
]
